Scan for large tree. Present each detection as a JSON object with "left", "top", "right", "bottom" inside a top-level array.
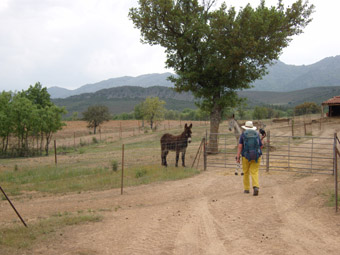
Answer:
[{"left": 129, "top": 0, "right": 314, "bottom": 152}]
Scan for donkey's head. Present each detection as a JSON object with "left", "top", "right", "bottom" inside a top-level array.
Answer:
[
  {"left": 184, "top": 123, "right": 192, "bottom": 143},
  {"left": 228, "top": 119, "right": 234, "bottom": 132},
  {"left": 228, "top": 114, "right": 235, "bottom": 132}
]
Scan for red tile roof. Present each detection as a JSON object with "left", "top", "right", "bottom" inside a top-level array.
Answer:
[{"left": 322, "top": 96, "right": 340, "bottom": 105}]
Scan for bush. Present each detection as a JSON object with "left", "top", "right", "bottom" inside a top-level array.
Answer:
[
  {"left": 111, "top": 160, "right": 118, "bottom": 171},
  {"left": 92, "top": 137, "right": 98, "bottom": 144},
  {"left": 294, "top": 102, "right": 320, "bottom": 116},
  {"left": 135, "top": 169, "right": 147, "bottom": 178}
]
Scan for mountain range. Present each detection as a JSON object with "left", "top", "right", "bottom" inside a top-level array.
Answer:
[
  {"left": 52, "top": 84, "right": 340, "bottom": 118},
  {"left": 48, "top": 55, "right": 340, "bottom": 99}
]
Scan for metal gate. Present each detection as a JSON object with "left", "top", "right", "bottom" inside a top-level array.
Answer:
[{"left": 206, "top": 131, "right": 335, "bottom": 175}]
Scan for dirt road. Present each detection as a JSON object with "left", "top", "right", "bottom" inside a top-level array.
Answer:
[{"left": 2, "top": 168, "right": 340, "bottom": 255}]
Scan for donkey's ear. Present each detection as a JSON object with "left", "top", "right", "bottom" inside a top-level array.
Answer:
[
  {"left": 185, "top": 123, "right": 187, "bottom": 128},
  {"left": 189, "top": 123, "right": 192, "bottom": 128}
]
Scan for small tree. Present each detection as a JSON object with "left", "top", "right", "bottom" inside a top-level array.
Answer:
[
  {"left": 253, "top": 106, "right": 268, "bottom": 120},
  {"left": 294, "top": 102, "right": 320, "bottom": 116},
  {"left": 83, "top": 105, "right": 111, "bottom": 134},
  {"left": 0, "top": 91, "right": 13, "bottom": 153},
  {"left": 41, "top": 105, "right": 67, "bottom": 155},
  {"left": 141, "top": 97, "right": 166, "bottom": 130}
]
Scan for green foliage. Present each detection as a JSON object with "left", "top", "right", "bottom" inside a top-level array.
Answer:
[
  {"left": 135, "top": 169, "right": 147, "bottom": 178},
  {"left": 111, "top": 160, "right": 118, "bottom": 171},
  {"left": 135, "top": 97, "right": 166, "bottom": 129},
  {"left": 113, "top": 112, "right": 135, "bottom": 120},
  {"left": 294, "top": 102, "right": 321, "bottom": 116},
  {"left": 82, "top": 105, "right": 111, "bottom": 134},
  {"left": 129, "top": 0, "right": 314, "bottom": 145},
  {"left": 0, "top": 83, "right": 66, "bottom": 157},
  {"left": 252, "top": 105, "right": 285, "bottom": 120}
]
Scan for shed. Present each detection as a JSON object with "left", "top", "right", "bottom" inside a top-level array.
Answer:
[{"left": 322, "top": 96, "right": 340, "bottom": 117}]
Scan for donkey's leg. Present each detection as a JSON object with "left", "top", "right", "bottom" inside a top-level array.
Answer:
[
  {"left": 162, "top": 150, "right": 168, "bottom": 167},
  {"left": 164, "top": 151, "right": 169, "bottom": 167},
  {"left": 175, "top": 151, "right": 180, "bottom": 167},
  {"left": 182, "top": 150, "right": 186, "bottom": 167}
]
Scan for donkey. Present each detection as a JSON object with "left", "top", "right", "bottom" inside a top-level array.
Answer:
[
  {"left": 228, "top": 115, "right": 242, "bottom": 144},
  {"left": 160, "top": 123, "right": 192, "bottom": 167},
  {"left": 228, "top": 115, "right": 244, "bottom": 176}
]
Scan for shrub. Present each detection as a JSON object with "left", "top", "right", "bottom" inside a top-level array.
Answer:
[
  {"left": 111, "top": 160, "right": 118, "bottom": 171},
  {"left": 135, "top": 169, "right": 147, "bottom": 178},
  {"left": 92, "top": 137, "right": 98, "bottom": 144}
]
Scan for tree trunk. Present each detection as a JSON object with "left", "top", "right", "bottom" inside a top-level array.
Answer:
[
  {"left": 40, "top": 132, "right": 44, "bottom": 155},
  {"left": 45, "top": 133, "right": 51, "bottom": 156},
  {"left": 208, "top": 102, "right": 222, "bottom": 154}
]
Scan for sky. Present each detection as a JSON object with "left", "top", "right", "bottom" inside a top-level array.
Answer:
[{"left": 0, "top": 0, "right": 339, "bottom": 91}]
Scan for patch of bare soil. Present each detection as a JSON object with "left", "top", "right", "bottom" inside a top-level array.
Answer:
[{"left": 1, "top": 168, "right": 340, "bottom": 255}]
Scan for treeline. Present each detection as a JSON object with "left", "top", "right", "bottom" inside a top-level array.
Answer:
[
  {"left": 234, "top": 102, "right": 322, "bottom": 120},
  {"left": 112, "top": 108, "right": 210, "bottom": 121},
  {"left": 0, "top": 83, "right": 66, "bottom": 157}
]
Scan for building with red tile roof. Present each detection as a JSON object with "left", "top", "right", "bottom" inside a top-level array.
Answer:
[{"left": 322, "top": 96, "right": 340, "bottom": 116}]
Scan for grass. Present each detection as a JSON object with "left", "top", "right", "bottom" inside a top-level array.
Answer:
[
  {"left": 0, "top": 124, "right": 205, "bottom": 196},
  {"left": 0, "top": 163, "right": 200, "bottom": 196},
  {"left": 325, "top": 191, "right": 340, "bottom": 207},
  {"left": 0, "top": 212, "right": 102, "bottom": 251}
]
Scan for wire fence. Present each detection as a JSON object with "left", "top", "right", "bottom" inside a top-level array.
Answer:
[{"left": 0, "top": 120, "right": 210, "bottom": 158}]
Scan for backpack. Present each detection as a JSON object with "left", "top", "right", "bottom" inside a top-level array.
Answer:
[{"left": 242, "top": 129, "right": 260, "bottom": 162}]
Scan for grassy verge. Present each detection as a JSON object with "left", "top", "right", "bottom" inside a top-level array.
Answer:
[
  {"left": 325, "top": 191, "right": 340, "bottom": 207},
  {"left": 0, "top": 212, "right": 102, "bottom": 252},
  {"left": 0, "top": 164, "right": 200, "bottom": 196}
]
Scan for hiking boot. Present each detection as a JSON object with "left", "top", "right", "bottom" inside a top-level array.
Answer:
[
  {"left": 244, "top": 190, "right": 250, "bottom": 194},
  {"left": 253, "top": 187, "right": 259, "bottom": 196}
]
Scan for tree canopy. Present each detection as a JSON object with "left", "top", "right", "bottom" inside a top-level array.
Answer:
[
  {"left": 82, "top": 105, "right": 111, "bottom": 134},
  {"left": 0, "top": 83, "right": 66, "bottom": 157},
  {"left": 129, "top": 0, "right": 314, "bottom": 152},
  {"left": 134, "top": 97, "right": 166, "bottom": 129}
]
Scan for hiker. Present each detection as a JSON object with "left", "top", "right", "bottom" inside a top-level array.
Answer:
[{"left": 236, "top": 121, "right": 265, "bottom": 196}]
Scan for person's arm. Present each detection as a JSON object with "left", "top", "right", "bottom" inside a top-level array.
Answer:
[
  {"left": 236, "top": 143, "right": 243, "bottom": 163},
  {"left": 259, "top": 134, "right": 264, "bottom": 149}
]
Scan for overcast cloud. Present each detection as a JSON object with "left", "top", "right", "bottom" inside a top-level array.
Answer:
[{"left": 0, "top": 0, "right": 339, "bottom": 91}]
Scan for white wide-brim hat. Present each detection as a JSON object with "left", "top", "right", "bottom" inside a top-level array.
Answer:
[{"left": 242, "top": 121, "right": 257, "bottom": 130}]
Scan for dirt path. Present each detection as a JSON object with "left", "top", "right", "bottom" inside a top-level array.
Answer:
[{"left": 1, "top": 168, "right": 340, "bottom": 255}]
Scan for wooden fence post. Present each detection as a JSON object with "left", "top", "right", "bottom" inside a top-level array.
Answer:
[
  {"left": 0, "top": 186, "right": 27, "bottom": 227},
  {"left": 203, "top": 138, "right": 207, "bottom": 171},
  {"left": 334, "top": 133, "right": 338, "bottom": 212},
  {"left": 192, "top": 138, "right": 204, "bottom": 168},
  {"left": 121, "top": 144, "right": 124, "bottom": 195},
  {"left": 291, "top": 119, "right": 295, "bottom": 137},
  {"left": 54, "top": 140, "right": 57, "bottom": 166},
  {"left": 266, "top": 131, "right": 270, "bottom": 172}
]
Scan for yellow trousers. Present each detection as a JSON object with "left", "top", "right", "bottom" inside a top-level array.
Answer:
[{"left": 242, "top": 156, "right": 260, "bottom": 191}]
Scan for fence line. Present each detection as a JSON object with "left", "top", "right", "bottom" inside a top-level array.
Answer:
[
  {"left": 334, "top": 134, "right": 340, "bottom": 212},
  {"left": 206, "top": 132, "right": 334, "bottom": 175}
]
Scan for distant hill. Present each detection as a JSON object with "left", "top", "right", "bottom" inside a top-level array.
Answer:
[
  {"left": 52, "top": 85, "right": 340, "bottom": 118},
  {"left": 52, "top": 86, "right": 195, "bottom": 118},
  {"left": 239, "top": 86, "right": 340, "bottom": 106},
  {"left": 48, "top": 55, "right": 340, "bottom": 99},
  {"left": 48, "top": 73, "right": 174, "bottom": 99},
  {"left": 251, "top": 56, "right": 340, "bottom": 91}
]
